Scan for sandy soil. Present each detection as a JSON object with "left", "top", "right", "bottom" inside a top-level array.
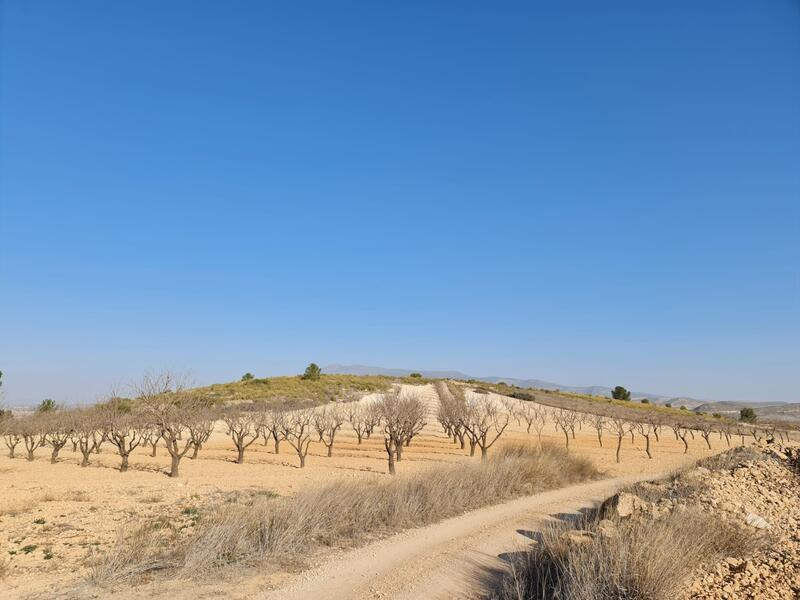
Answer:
[{"left": 0, "top": 385, "right": 723, "bottom": 599}]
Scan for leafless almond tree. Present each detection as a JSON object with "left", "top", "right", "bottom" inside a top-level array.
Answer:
[
  {"left": 19, "top": 416, "right": 46, "bottom": 461},
  {"left": 377, "top": 389, "right": 427, "bottom": 474},
  {"left": 104, "top": 411, "right": 144, "bottom": 472},
  {"left": 1, "top": 417, "right": 21, "bottom": 458},
  {"left": 316, "top": 405, "right": 345, "bottom": 457},
  {"left": 461, "top": 393, "right": 510, "bottom": 461},
  {"left": 636, "top": 422, "right": 654, "bottom": 459},
  {"left": 346, "top": 404, "right": 370, "bottom": 445},
  {"left": 280, "top": 408, "right": 314, "bottom": 468},
  {"left": 610, "top": 417, "right": 629, "bottom": 463},
  {"left": 74, "top": 410, "right": 102, "bottom": 467},
  {"left": 187, "top": 410, "right": 216, "bottom": 459},
  {"left": 223, "top": 407, "right": 260, "bottom": 464},
  {"left": 44, "top": 411, "right": 72, "bottom": 463},
  {"left": 589, "top": 414, "right": 606, "bottom": 447}
]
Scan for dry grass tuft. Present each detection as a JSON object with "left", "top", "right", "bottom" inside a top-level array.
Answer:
[
  {"left": 490, "top": 508, "right": 764, "bottom": 600},
  {"left": 92, "top": 443, "right": 597, "bottom": 585}
]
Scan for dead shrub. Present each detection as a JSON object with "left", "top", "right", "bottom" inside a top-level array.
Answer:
[
  {"left": 92, "top": 444, "right": 597, "bottom": 585},
  {"left": 489, "top": 508, "right": 764, "bottom": 600}
]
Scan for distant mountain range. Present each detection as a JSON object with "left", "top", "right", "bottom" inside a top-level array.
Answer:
[{"left": 324, "top": 364, "right": 798, "bottom": 421}]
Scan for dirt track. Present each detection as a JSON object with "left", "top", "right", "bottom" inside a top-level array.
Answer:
[{"left": 261, "top": 473, "right": 662, "bottom": 600}]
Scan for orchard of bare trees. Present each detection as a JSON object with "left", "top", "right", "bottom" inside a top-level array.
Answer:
[{"left": 0, "top": 375, "right": 794, "bottom": 481}]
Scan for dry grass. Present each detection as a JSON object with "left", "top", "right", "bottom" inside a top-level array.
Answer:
[
  {"left": 91, "top": 443, "right": 598, "bottom": 586},
  {"left": 489, "top": 508, "right": 764, "bottom": 600}
]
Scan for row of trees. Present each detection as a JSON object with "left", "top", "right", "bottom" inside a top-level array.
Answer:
[
  {"left": 0, "top": 375, "right": 432, "bottom": 476},
  {"left": 435, "top": 383, "right": 793, "bottom": 464}
]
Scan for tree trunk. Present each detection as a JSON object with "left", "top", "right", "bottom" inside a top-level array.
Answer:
[
  {"left": 644, "top": 436, "right": 652, "bottom": 459},
  {"left": 387, "top": 447, "right": 395, "bottom": 475},
  {"left": 395, "top": 443, "right": 403, "bottom": 462},
  {"left": 703, "top": 434, "right": 711, "bottom": 450},
  {"left": 71, "top": 441, "right": 77, "bottom": 452},
  {"left": 480, "top": 446, "right": 488, "bottom": 461},
  {"left": 563, "top": 430, "right": 570, "bottom": 449},
  {"left": 169, "top": 454, "right": 180, "bottom": 478},
  {"left": 120, "top": 454, "right": 129, "bottom": 472},
  {"left": 681, "top": 436, "right": 688, "bottom": 454},
  {"left": 469, "top": 440, "right": 477, "bottom": 456},
  {"left": 597, "top": 431, "right": 603, "bottom": 447},
  {"left": 299, "top": 453, "right": 306, "bottom": 468},
  {"left": 327, "top": 445, "right": 333, "bottom": 457},
  {"left": 50, "top": 448, "right": 59, "bottom": 463},
  {"left": 7, "top": 447, "right": 15, "bottom": 459},
  {"left": 27, "top": 449, "right": 35, "bottom": 461},
  {"left": 191, "top": 445, "right": 199, "bottom": 459},
  {"left": 236, "top": 446, "right": 245, "bottom": 464},
  {"left": 630, "top": 430, "right": 635, "bottom": 444},
  {"left": 616, "top": 435, "right": 623, "bottom": 463},
  {"left": 273, "top": 437, "right": 281, "bottom": 454},
  {"left": 81, "top": 453, "right": 90, "bottom": 467},
  {"left": 151, "top": 443, "right": 158, "bottom": 457}
]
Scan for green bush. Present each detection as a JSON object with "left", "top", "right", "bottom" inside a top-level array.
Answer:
[
  {"left": 302, "top": 363, "right": 321, "bottom": 381},
  {"left": 739, "top": 407, "right": 757, "bottom": 423},
  {"left": 241, "top": 373, "right": 254, "bottom": 381},
  {"left": 611, "top": 386, "right": 631, "bottom": 401}
]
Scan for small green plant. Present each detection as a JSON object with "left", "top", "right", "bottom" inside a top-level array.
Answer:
[
  {"left": 680, "top": 406, "right": 688, "bottom": 411},
  {"left": 37, "top": 399, "right": 57, "bottom": 412},
  {"left": 241, "top": 372, "right": 254, "bottom": 381},
  {"left": 739, "top": 407, "right": 757, "bottom": 423},
  {"left": 409, "top": 372, "right": 422, "bottom": 378},
  {"left": 33, "top": 518, "right": 45, "bottom": 525},
  {"left": 665, "top": 402, "right": 672, "bottom": 408},
  {"left": 21, "top": 545, "right": 37, "bottom": 554},
  {"left": 43, "top": 549, "right": 53, "bottom": 560},
  {"left": 640, "top": 398, "right": 650, "bottom": 404}
]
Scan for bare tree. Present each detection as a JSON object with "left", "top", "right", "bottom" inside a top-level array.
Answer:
[
  {"left": 1, "top": 417, "right": 21, "bottom": 458},
  {"left": 610, "top": 418, "right": 629, "bottom": 463},
  {"left": 347, "top": 404, "right": 370, "bottom": 445},
  {"left": 187, "top": 410, "right": 216, "bottom": 459},
  {"left": 554, "top": 409, "right": 575, "bottom": 449},
  {"left": 223, "top": 408, "right": 260, "bottom": 464},
  {"left": 589, "top": 414, "right": 606, "bottom": 448},
  {"left": 636, "top": 422, "right": 654, "bottom": 459},
  {"left": 316, "top": 405, "right": 345, "bottom": 457},
  {"left": 19, "top": 416, "right": 46, "bottom": 461},
  {"left": 461, "top": 393, "right": 510, "bottom": 461},
  {"left": 259, "top": 407, "right": 286, "bottom": 453},
  {"left": 670, "top": 423, "right": 690, "bottom": 454},
  {"left": 141, "top": 424, "right": 162, "bottom": 457},
  {"left": 377, "top": 389, "right": 427, "bottom": 474},
  {"left": 44, "top": 411, "right": 72, "bottom": 463},
  {"left": 697, "top": 423, "right": 714, "bottom": 450},
  {"left": 73, "top": 410, "right": 102, "bottom": 467},
  {"left": 104, "top": 411, "right": 144, "bottom": 472},
  {"left": 280, "top": 409, "right": 314, "bottom": 468}
]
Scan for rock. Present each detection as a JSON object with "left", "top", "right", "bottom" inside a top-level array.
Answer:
[
  {"left": 601, "top": 492, "right": 641, "bottom": 519},
  {"left": 745, "top": 514, "right": 771, "bottom": 530}
]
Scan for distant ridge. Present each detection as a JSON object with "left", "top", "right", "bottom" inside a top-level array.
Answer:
[
  {"left": 322, "top": 364, "right": 797, "bottom": 421},
  {"left": 323, "top": 363, "right": 699, "bottom": 406}
]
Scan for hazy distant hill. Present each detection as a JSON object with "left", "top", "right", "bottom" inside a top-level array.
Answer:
[{"left": 324, "top": 364, "right": 693, "bottom": 405}]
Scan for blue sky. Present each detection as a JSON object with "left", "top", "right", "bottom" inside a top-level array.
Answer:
[{"left": 1, "top": 1, "right": 798, "bottom": 406}]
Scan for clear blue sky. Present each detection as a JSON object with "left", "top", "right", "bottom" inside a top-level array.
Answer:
[{"left": 1, "top": 1, "right": 798, "bottom": 406}]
